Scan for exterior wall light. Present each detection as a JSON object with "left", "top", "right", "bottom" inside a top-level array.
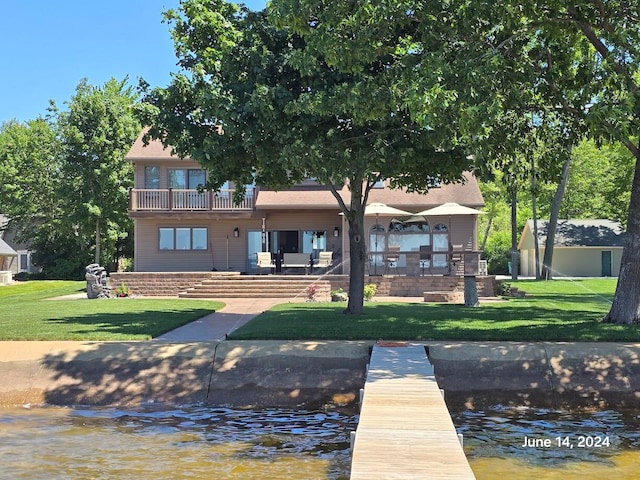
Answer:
[
  {"left": 233, "top": 227, "right": 240, "bottom": 238},
  {"left": 333, "top": 226, "right": 340, "bottom": 237}
]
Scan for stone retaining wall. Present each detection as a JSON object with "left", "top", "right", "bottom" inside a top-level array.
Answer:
[{"left": 108, "top": 272, "right": 497, "bottom": 298}]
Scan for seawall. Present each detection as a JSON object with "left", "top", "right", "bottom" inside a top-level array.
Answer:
[{"left": 1, "top": 341, "right": 639, "bottom": 409}]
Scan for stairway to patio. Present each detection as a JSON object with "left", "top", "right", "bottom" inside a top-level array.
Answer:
[
  {"left": 178, "top": 275, "right": 332, "bottom": 300},
  {"left": 109, "top": 272, "right": 496, "bottom": 299}
]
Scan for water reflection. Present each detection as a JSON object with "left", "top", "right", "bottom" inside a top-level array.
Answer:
[
  {"left": 452, "top": 405, "right": 640, "bottom": 479},
  {"left": 0, "top": 405, "right": 357, "bottom": 480}
]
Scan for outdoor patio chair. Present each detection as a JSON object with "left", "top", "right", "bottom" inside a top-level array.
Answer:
[
  {"left": 448, "top": 244, "right": 463, "bottom": 275},
  {"left": 419, "top": 245, "right": 432, "bottom": 275},
  {"left": 383, "top": 245, "right": 401, "bottom": 275},
  {"left": 256, "top": 251, "right": 275, "bottom": 274},
  {"left": 315, "top": 251, "right": 333, "bottom": 272}
]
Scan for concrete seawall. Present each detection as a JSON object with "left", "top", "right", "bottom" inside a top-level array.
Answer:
[
  {"left": 0, "top": 341, "right": 370, "bottom": 408},
  {"left": 1, "top": 341, "right": 639, "bottom": 409},
  {"left": 428, "top": 342, "right": 640, "bottom": 409}
]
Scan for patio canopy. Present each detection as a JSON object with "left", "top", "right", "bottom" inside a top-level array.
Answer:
[{"left": 413, "top": 202, "right": 485, "bottom": 216}]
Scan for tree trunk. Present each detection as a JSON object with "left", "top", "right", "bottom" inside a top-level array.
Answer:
[
  {"left": 345, "top": 209, "right": 365, "bottom": 315},
  {"left": 95, "top": 218, "right": 101, "bottom": 264},
  {"left": 531, "top": 156, "right": 540, "bottom": 280},
  {"left": 541, "top": 154, "right": 571, "bottom": 280},
  {"left": 510, "top": 187, "right": 519, "bottom": 280},
  {"left": 481, "top": 215, "right": 493, "bottom": 251},
  {"left": 343, "top": 195, "right": 367, "bottom": 315},
  {"left": 603, "top": 144, "right": 640, "bottom": 324},
  {"left": 464, "top": 276, "right": 479, "bottom": 307}
]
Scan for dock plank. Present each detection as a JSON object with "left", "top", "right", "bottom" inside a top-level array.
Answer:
[{"left": 350, "top": 344, "right": 475, "bottom": 479}]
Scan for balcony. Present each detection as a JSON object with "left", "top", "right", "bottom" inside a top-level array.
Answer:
[{"left": 129, "top": 188, "right": 254, "bottom": 212}]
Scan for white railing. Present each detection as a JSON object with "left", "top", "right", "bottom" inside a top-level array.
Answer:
[{"left": 130, "top": 188, "right": 254, "bottom": 211}]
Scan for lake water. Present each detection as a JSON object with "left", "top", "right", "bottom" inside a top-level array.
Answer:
[
  {"left": 0, "top": 405, "right": 357, "bottom": 480},
  {"left": 4, "top": 399, "right": 640, "bottom": 479},
  {"left": 452, "top": 404, "right": 640, "bottom": 479}
]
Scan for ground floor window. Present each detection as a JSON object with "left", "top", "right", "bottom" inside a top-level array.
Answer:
[
  {"left": 159, "top": 227, "right": 208, "bottom": 250},
  {"left": 302, "top": 231, "right": 327, "bottom": 258}
]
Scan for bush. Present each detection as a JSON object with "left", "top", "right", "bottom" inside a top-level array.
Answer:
[
  {"left": 364, "top": 283, "right": 377, "bottom": 301},
  {"left": 330, "top": 288, "right": 348, "bottom": 302},
  {"left": 497, "top": 281, "right": 512, "bottom": 296},
  {"left": 483, "top": 231, "right": 511, "bottom": 275},
  {"left": 114, "top": 282, "right": 130, "bottom": 297}
]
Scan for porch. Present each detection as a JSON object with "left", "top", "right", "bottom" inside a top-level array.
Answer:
[{"left": 129, "top": 188, "right": 254, "bottom": 211}]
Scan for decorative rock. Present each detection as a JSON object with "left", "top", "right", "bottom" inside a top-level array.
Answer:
[{"left": 85, "top": 263, "right": 112, "bottom": 299}]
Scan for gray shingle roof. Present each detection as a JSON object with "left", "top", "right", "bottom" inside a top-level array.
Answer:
[
  {"left": 0, "top": 237, "right": 17, "bottom": 256},
  {"left": 528, "top": 219, "right": 625, "bottom": 247}
]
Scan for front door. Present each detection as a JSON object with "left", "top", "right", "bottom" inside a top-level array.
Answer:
[{"left": 602, "top": 250, "right": 612, "bottom": 277}]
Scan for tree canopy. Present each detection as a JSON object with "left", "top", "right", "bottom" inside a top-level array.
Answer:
[
  {"left": 271, "top": 0, "right": 640, "bottom": 323},
  {"left": 142, "top": 1, "right": 473, "bottom": 314},
  {"left": 0, "top": 78, "right": 139, "bottom": 278}
]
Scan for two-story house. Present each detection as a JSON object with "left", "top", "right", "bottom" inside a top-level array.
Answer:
[{"left": 126, "top": 131, "right": 485, "bottom": 276}]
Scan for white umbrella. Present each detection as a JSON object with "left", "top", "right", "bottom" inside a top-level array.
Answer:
[
  {"left": 365, "top": 203, "right": 414, "bottom": 217},
  {"left": 413, "top": 202, "right": 485, "bottom": 216},
  {"left": 413, "top": 203, "right": 485, "bottom": 273}
]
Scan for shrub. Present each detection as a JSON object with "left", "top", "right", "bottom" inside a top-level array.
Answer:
[
  {"left": 364, "top": 283, "right": 377, "bottom": 301},
  {"left": 114, "top": 282, "right": 130, "bottom": 297},
  {"left": 305, "top": 283, "right": 319, "bottom": 301},
  {"left": 483, "top": 231, "right": 511, "bottom": 275},
  {"left": 497, "top": 281, "right": 512, "bottom": 296},
  {"left": 331, "top": 288, "right": 348, "bottom": 302}
]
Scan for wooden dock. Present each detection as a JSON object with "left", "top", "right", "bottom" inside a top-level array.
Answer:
[{"left": 350, "top": 344, "right": 475, "bottom": 479}]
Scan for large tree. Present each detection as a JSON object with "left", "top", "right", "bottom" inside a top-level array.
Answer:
[
  {"left": 57, "top": 78, "right": 140, "bottom": 269},
  {"left": 142, "top": 1, "right": 472, "bottom": 314},
  {"left": 0, "top": 118, "right": 60, "bottom": 239},
  {"left": 280, "top": 0, "right": 640, "bottom": 323}
]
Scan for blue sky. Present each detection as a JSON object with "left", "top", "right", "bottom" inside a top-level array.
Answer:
[{"left": 1, "top": 0, "right": 266, "bottom": 124}]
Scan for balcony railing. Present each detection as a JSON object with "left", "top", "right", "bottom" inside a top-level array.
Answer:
[{"left": 129, "top": 188, "right": 254, "bottom": 211}]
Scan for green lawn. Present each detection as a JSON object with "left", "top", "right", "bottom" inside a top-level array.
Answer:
[
  {"left": 0, "top": 281, "right": 223, "bottom": 340},
  {"left": 229, "top": 278, "right": 638, "bottom": 342}
]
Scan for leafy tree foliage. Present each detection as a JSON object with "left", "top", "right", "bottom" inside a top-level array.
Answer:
[
  {"left": 0, "top": 78, "right": 139, "bottom": 278},
  {"left": 142, "top": 1, "right": 471, "bottom": 314},
  {"left": 0, "top": 118, "right": 60, "bottom": 236},
  {"left": 280, "top": 0, "right": 640, "bottom": 323},
  {"left": 57, "top": 78, "right": 140, "bottom": 267}
]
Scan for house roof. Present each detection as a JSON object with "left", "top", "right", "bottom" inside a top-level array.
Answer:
[
  {"left": 0, "top": 237, "right": 17, "bottom": 256},
  {"left": 524, "top": 219, "right": 625, "bottom": 247},
  {"left": 255, "top": 174, "right": 484, "bottom": 210},
  {"left": 126, "top": 129, "right": 178, "bottom": 160},
  {"left": 128, "top": 132, "right": 485, "bottom": 210}
]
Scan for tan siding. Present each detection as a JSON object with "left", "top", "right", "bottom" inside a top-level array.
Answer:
[{"left": 519, "top": 247, "right": 623, "bottom": 277}]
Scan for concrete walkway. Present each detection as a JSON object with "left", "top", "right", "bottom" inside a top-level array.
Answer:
[{"left": 154, "top": 297, "right": 291, "bottom": 341}]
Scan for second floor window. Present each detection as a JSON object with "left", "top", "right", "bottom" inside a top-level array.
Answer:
[
  {"left": 144, "top": 166, "right": 160, "bottom": 189},
  {"left": 169, "top": 169, "right": 206, "bottom": 189}
]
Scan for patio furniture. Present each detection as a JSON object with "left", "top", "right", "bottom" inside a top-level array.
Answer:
[
  {"left": 419, "top": 245, "right": 432, "bottom": 275},
  {"left": 448, "top": 244, "right": 463, "bottom": 275},
  {"left": 315, "top": 251, "right": 333, "bottom": 272},
  {"left": 256, "top": 251, "right": 275, "bottom": 274},
  {"left": 384, "top": 246, "right": 401, "bottom": 275},
  {"left": 281, "top": 253, "right": 312, "bottom": 274}
]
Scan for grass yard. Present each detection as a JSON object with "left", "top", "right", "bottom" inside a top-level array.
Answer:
[
  {"left": 0, "top": 281, "right": 223, "bottom": 341},
  {"left": 229, "top": 278, "right": 639, "bottom": 342}
]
